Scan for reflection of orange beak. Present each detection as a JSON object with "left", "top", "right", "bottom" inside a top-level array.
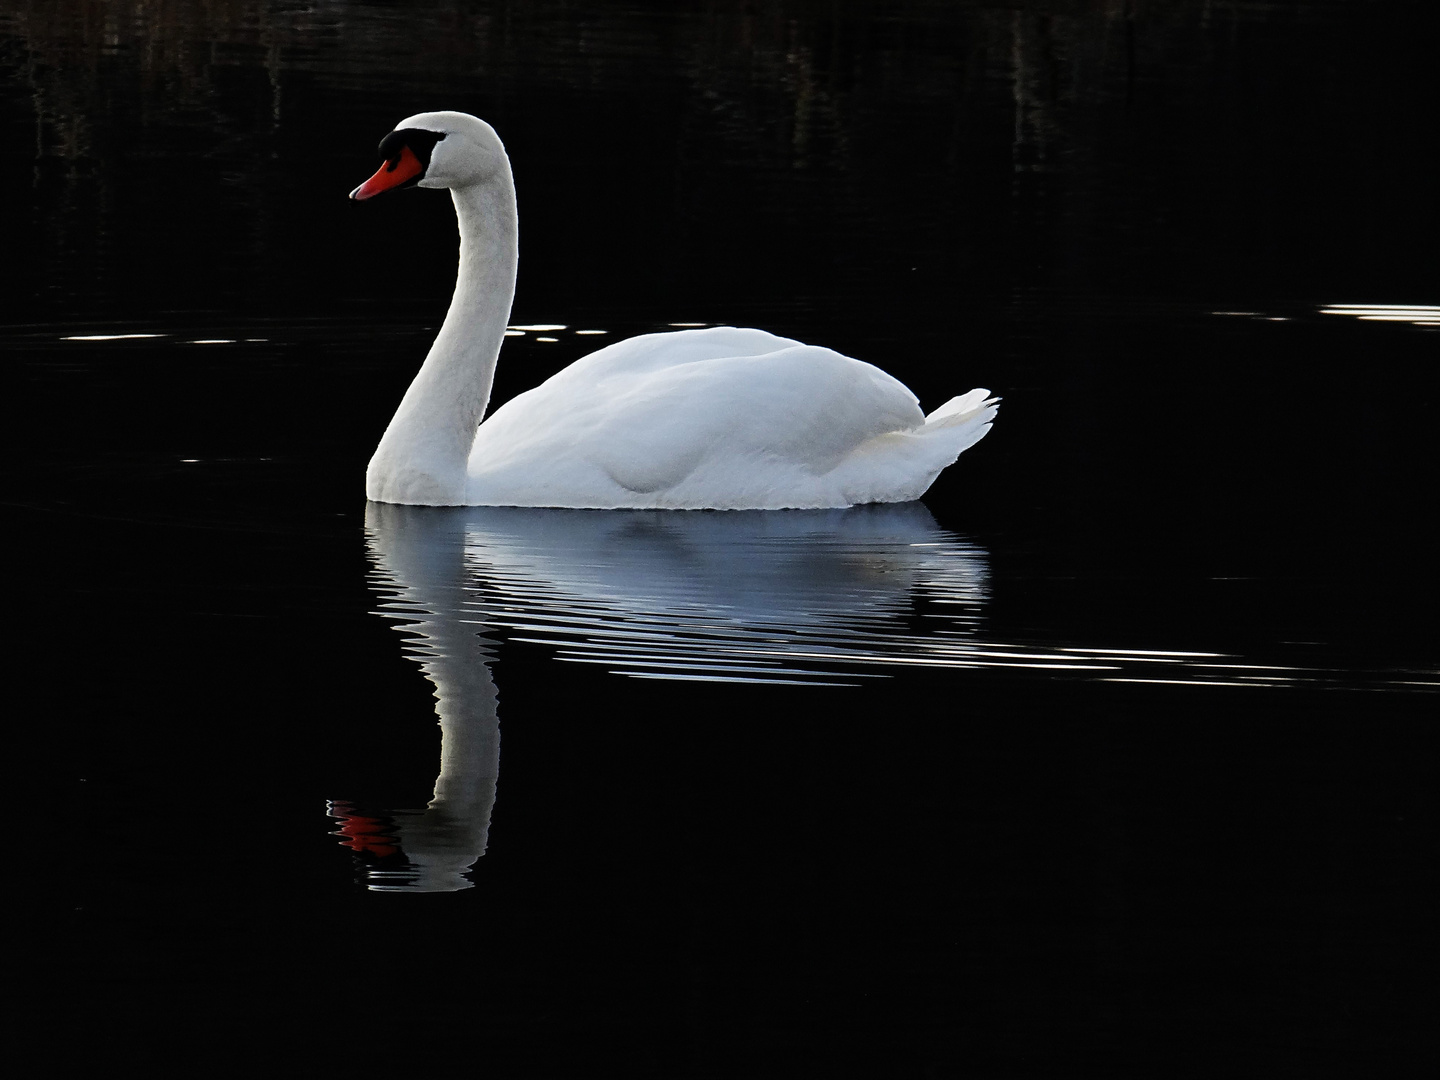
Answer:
[{"left": 349, "top": 144, "right": 425, "bottom": 200}]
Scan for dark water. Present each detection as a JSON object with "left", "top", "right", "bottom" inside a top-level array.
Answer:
[{"left": 7, "top": 2, "right": 1435, "bottom": 1075}]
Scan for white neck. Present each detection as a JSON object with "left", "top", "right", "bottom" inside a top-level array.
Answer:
[{"left": 366, "top": 170, "right": 518, "bottom": 504}]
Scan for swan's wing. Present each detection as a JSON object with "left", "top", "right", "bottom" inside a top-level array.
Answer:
[
  {"left": 468, "top": 333, "right": 927, "bottom": 506},
  {"left": 588, "top": 344, "right": 925, "bottom": 493}
]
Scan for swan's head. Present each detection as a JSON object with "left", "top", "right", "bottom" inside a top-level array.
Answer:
[{"left": 349, "top": 111, "right": 508, "bottom": 201}]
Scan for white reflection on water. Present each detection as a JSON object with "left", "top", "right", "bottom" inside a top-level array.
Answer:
[
  {"left": 1319, "top": 303, "right": 1439, "bottom": 327},
  {"left": 1209, "top": 304, "right": 1439, "bottom": 328},
  {"left": 346, "top": 502, "right": 1436, "bottom": 891},
  {"left": 343, "top": 501, "right": 1000, "bottom": 890},
  {"left": 450, "top": 503, "right": 993, "bottom": 686},
  {"left": 333, "top": 506, "right": 502, "bottom": 892}
]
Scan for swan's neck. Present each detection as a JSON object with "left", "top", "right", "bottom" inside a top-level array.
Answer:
[{"left": 366, "top": 174, "right": 518, "bottom": 505}]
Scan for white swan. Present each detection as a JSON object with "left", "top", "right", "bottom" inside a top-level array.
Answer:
[{"left": 350, "top": 111, "right": 998, "bottom": 509}]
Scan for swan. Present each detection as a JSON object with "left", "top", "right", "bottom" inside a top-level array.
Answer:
[{"left": 350, "top": 111, "right": 998, "bottom": 509}]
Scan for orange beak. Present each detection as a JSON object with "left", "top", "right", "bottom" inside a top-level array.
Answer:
[{"left": 350, "top": 144, "right": 426, "bottom": 200}]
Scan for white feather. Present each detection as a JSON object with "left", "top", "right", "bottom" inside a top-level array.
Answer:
[{"left": 358, "top": 112, "right": 998, "bottom": 509}]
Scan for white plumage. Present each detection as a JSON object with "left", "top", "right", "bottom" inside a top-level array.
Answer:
[{"left": 352, "top": 111, "right": 997, "bottom": 509}]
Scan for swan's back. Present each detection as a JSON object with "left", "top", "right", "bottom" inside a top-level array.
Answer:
[
  {"left": 466, "top": 327, "right": 996, "bottom": 509},
  {"left": 540, "top": 326, "right": 797, "bottom": 384}
]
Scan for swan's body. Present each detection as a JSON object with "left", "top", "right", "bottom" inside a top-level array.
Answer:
[{"left": 352, "top": 111, "right": 997, "bottom": 509}]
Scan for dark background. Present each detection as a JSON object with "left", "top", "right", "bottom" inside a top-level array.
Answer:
[{"left": 5, "top": 1, "right": 1435, "bottom": 1076}]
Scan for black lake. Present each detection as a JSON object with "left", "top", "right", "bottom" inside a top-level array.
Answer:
[{"left": 6, "top": 2, "right": 1435, "bottom": 1075}]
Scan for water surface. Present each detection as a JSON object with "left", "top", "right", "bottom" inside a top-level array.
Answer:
[{"left": 9, "top": 2, "right": 1434, "bottom": 1075}]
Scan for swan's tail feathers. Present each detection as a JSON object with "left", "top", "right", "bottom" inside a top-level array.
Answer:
[
  {"left": 830, "top": 390, "right": 997, "bottom": 505},
  {"left": 922, "top": 389, "right": 999, "bottom": 454},
  {"left": 924, "top": 388, "right": 999, "bottom": 429}
]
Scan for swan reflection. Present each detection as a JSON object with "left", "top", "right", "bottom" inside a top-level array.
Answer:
[
  {"left": 334, "top": 502, "right": 1436, "bottom": 890},
  {"left": 329, "top": 506, "right": 501, "bottom": 892},
  {"left": 333, "top": 501, "right": 993, "bottom": 891}
]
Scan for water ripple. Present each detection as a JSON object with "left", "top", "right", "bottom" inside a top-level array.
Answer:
[{"left": 366, "top": 504, "right": 1434, "bottom": 693}]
